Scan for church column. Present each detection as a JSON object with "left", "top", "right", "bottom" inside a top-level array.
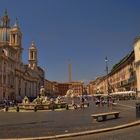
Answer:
[{"left": 15, "top": 34, "right": 18, "bottom": 44}]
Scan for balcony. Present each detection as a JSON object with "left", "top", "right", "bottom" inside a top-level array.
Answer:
[
  {"left": 120, "top": 75, "right": 136, "bottom": 88},
  {"left": 128, "top": 75, "right": 136, "bottom": 84}
]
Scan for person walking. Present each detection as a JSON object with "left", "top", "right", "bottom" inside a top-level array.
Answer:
[{"left": 80, "top": 96, "right": 85, "bottom": 109}]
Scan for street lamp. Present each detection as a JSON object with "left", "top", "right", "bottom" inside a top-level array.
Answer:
[{"left": 105, "top": 56, "right": 110, "bottom": 95}]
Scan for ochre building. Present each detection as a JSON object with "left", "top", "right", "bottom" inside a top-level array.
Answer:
[
  {"left": 44, "top": 81, "right": 84, "bottom": 96},
  {"left": 88, "top": 50, "right": 137, "bottom": 95}
]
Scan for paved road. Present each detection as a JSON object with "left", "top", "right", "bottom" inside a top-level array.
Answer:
[
  {"left": 0, "top": 100, "right": 138, "bottom": 139},
  {"left": 59, "top": 124, "right": 140, "bottom": 140}
]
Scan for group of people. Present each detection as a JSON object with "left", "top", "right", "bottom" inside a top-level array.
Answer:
[
  {"left": 95, "top": 96, "right": 114, "bottom": 107},
  {"left": 2, "top": 99, "right": 17, "bottom": 107},
  {"left": 71, "top": 95, "right": 89, "bottom": 109}
]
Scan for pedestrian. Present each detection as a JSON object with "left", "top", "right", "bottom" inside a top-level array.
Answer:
[
  {"left": 85, "top": 96, "right": 89, "bottom": 107},
  {"left": 101, "top": 97, "right": 105, "bottom": 106},
  {"left": 80, "top": 96, "right": 85, "bottom": 108}
]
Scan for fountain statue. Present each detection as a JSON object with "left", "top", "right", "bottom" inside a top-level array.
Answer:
[
  {"left": 32, "top": 86, "right": 48, "bottom": 104},
  {"left": 17, "top": 86, "right": 68, "bottom": 112},
  {"left": 65, "top": 88, "right": 74, "bottom": 97},
  {"left": 22, "top": 96, "right": 30, "bottom": 104},
  {"left": 40, "top": 86, "right": 45, "bottom": 96}
]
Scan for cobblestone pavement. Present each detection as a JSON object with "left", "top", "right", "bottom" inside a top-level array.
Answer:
[{"left": 0, "top": 100, "right": 138, "bottom": 139}]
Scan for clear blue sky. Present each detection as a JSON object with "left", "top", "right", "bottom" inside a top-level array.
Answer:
[{"left": 0, "top": 0, "right": 140, "bottom": 83}]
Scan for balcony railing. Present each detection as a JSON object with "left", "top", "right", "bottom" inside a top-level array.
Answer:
[{"left": 128, "top": 75, "right": 136, "bottom": 83}]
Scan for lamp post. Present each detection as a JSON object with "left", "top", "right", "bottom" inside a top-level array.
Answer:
[{"left": 105, "top": 57, "right": 110, "bottom": 96}]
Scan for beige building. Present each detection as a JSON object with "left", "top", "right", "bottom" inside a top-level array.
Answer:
[
  {"left": 69, "top": 81, "right": 84, "bottom": 96},
  {"left": 89, "top": 50, "right": 136, "bottom": 95},
  {"left": 0, "top": 11, "right": 44, "bottom": 101},
  {"left": 134, "top": 37, "right": 140, "bottom": 97},
  {"left": 108, "top": 51, "right": 136, "bottom": 93},
  {"left": 87, "top": 77, "right": 104, "bottom": 95},
  {"left": 86, "top": 80, "right": 96, "bottom": 94}
]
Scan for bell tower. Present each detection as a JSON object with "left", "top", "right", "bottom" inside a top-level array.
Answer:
[
  {"left": 28, "top": 41, "right": 38, "bottom": 69},
  {"left": 9, "top": 18, "right": 22, "bottom": 63},
  {"left": 9, "top": 18, "right": 22, "bottom": 47}
]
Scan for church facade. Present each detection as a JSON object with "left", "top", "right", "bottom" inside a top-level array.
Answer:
[{"left": 0, "top": 10, "right": 44, "bottom": 101}]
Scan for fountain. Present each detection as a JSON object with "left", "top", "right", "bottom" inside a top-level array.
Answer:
[
  {"left": 65, "top": 88, "right": 78, "bottom": 109},
  {"left": 65, "top": 89, "right": 90, "bottom": 109},
  {"left": 17, "top": 86, "right": 68, "bottom": 112}
]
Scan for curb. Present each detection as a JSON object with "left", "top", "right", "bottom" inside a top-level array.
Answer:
[
  {"left": 4, "top": 120, "right": 140, "bottom": 140},
  {"left": 0, "top": 106, "right": 76, "bottom": 112}
]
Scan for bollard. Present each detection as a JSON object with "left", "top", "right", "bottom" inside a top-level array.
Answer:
[
  {"left": 34, "top": 106, "right": 37, "bottom": 112},
  {"left": 80, "top": 103, "right": 84, "bottom": 109},
  {"left": 52, "top": 104, "right": 55, "bottom": 111},
  {"left": 136, "top": 102, "right": 140, "bottom": 118},
  {"left": 66, "top": 104, "right": 69, "bottom": 110},
  {"left": 16, "top": 106, "right": 20, "bottom": 112},
  {"left": 50, "top": 103, "right": 55, "bottom": 111},
  {"left": 5, "top": 106, "right": 9, "bottom": 112}
]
